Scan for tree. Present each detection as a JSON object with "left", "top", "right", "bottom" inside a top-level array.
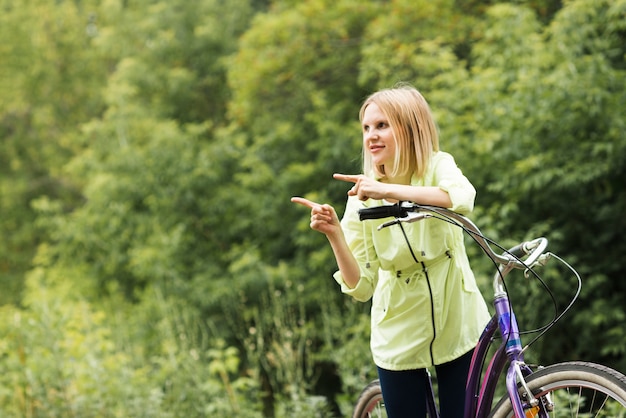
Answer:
[{"left": 0, "top": 0, "right": 106, "bottom": 304}]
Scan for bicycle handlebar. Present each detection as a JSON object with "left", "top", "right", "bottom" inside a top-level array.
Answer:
[
  {"left": 358, "top": 204, "right": 409, "bottom": 220},
  {"left": 357, "top": 202, "right": 548, "bottom": 274}
]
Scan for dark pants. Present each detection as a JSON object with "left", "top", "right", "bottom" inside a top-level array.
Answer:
[{"left": 377, "top": 349, "right": 474, "bottom": 418}]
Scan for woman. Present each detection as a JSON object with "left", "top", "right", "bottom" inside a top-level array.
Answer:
[{"left": 292, "top": 85, "right": 490, "bottom": 417}]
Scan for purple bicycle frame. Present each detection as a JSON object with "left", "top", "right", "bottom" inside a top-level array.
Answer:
[{"left": 464, "top": 295, "right": 538, "bottom": 418}]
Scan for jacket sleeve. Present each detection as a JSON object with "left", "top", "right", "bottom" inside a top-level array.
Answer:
[
  {"left": 333, "top": 196, "right": 380, "bottom": 302},
  {"left": 434, "top": 152, "right": 476, "bottom": 215}
]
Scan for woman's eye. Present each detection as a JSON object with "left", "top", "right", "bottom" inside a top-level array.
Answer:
[{"left": 363, "top": 122, "right": 387, "bottom": 132}]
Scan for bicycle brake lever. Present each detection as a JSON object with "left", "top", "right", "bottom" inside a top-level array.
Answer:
[
  {"left": 377, "top": 219, "right": 399, "bottom": 230},
  {"left": 524, "top": 253, "right": 552, "bottom": 278},
  {"left": 377, "top": 212, "right": 431, "bottom": 231}
]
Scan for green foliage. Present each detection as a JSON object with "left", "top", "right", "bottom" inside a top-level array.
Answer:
[
  {"left": 1, "top": 0, "right": 626, "bottom": 416},
  {"left": 0, "top": 0, "right": 105, "bottom": 304},
  {"left": 458, "top": 0, "right": 626, "bottom": 372},
  {"left": 0, "top": 273, "right": 263, "bottom": 417},
  {"left": 1, "top": 273, "right": 158, "bottom": 417},
  {"left": 93, "top": 0, "right": 254, "bottom": 125}
]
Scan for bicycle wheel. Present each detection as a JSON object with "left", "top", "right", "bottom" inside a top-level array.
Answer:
[
  {"left": 489, "top": 361, "right": 626, "bottom": 417},
  {"left": 352, "top": 379, "right": 387, "bottom": 418}
]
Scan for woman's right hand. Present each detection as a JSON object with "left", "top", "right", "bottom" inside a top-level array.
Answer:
[
  {"left": 291, "top": 196, "right": 361, "bottom": 288},
  {"left": 291, "top": 197, "right": 341, "bottom": 237}
]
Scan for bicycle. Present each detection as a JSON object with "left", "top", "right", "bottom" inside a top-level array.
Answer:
[{"left": 351, "top": 202, "right": 626, "bottom": 418}]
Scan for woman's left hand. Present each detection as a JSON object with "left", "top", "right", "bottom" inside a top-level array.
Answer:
[{"left": 333, "top": 173, "right": 387, "bottom": 201}]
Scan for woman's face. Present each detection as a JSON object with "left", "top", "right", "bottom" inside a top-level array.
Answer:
[{"left": 362, "top": 102, "right": 396, "bottom": 171}]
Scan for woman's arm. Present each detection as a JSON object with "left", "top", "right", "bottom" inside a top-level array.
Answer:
[
  {"left": 334, "top": 152, "right": 475, "bottom": 212},
  {"left": 371, "top": 183, "right": 452, "bottom": 207},
  {"left": 326, "top": 230, "right": 361, "bottom": 289},
  {"left": 333, "top": 174, "right": 453, "bottom": 208}
]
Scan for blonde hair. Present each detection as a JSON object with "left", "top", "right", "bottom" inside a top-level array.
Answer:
[{"left": 359, "top": 85, "right": 439, "bottom": 180}]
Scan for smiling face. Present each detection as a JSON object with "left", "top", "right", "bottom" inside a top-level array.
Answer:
[
  {"left": 361, "top": 102, "right": 397, "bottom": 173},
  {"left": 359, "top": 86, "right": 440, "bottom": 181}
]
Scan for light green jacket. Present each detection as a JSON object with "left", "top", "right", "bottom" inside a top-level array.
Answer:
[{"left": 333, "top": 151, "right": 491, "bottom": 370}]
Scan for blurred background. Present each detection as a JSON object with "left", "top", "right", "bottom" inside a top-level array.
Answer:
[{"left": 1, "top": 0, "right": 624, "bottom": 416}]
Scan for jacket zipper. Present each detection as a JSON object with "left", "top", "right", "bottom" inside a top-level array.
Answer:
[{"left": 421, "top": 261, "right": 436, "bottom": 364}]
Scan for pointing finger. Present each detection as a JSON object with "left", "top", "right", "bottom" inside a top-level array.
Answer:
[
  {"left": 333, "top": 173, "right": 361, "bottom": 184},
  {"left": 291, "top": 197, "right": 320, "bottom": 209}
]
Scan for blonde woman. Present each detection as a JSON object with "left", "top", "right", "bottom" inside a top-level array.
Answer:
[{"left": 292, "top": 85, "right": 490, "bottom": 417}]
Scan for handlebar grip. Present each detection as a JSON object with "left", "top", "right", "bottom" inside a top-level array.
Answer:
[
  {"left": 508, "top": 239, "right": 544, "bottom": 257},
  {"left": 507, "top": 242, "right": 528, "bottom": 258},
  {"left": 358, "top": 204, "right": 407, "bottom": 221}
]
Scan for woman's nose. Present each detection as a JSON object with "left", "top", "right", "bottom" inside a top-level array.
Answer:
[{"left": 364, "top": 130, "right": 377, "bottom": 141}]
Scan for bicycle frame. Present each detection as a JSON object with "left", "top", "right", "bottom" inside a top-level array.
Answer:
[
  {"left": 465, "top": 296, "right": 538, "bottom": 418},
  {"left": 435, "top": 207, "right": 549, "bottom": 418}
]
